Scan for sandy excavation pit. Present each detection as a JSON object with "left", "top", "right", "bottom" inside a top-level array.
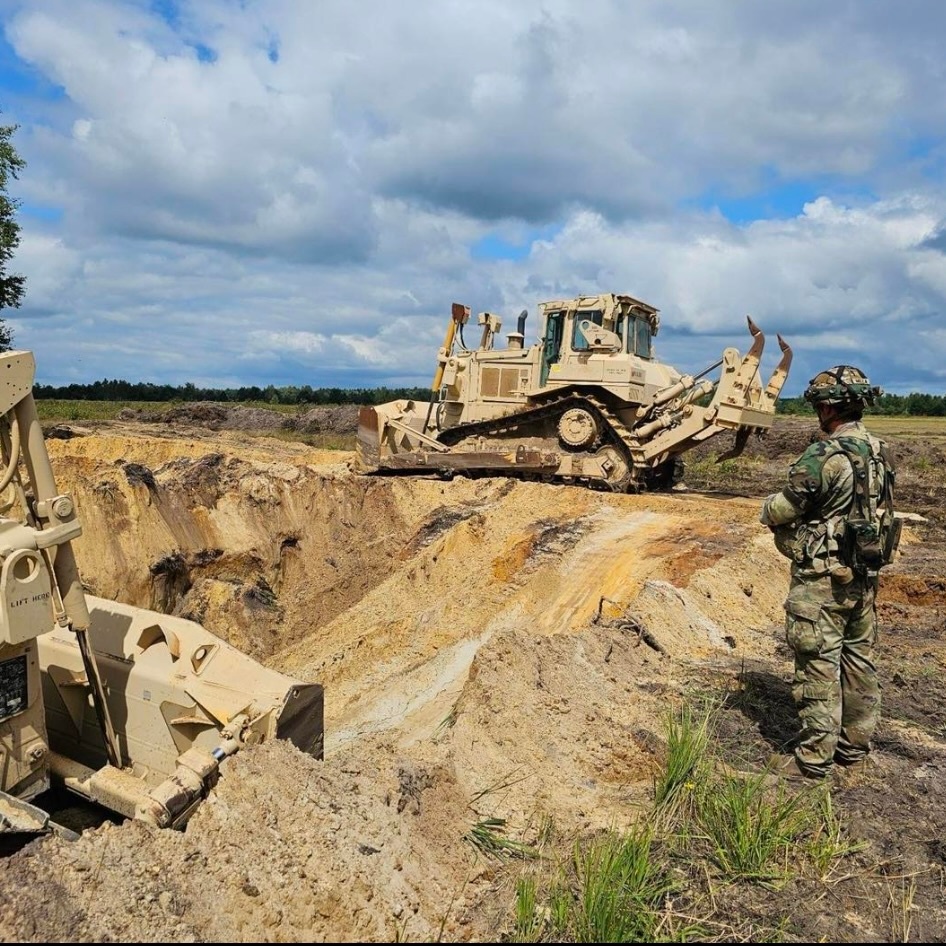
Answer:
[
  {"left": 3, "top": 419, "right": 943, "bottom": 942},
  {"left": 44, "top": 425, "right": 787, "bottom": 753}
]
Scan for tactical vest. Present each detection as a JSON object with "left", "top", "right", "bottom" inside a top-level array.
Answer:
[
  {"left": 833, "top": 435, "right": 901, "bottom": 578},
  {"left": 774, "top": 433, "right": 899, "bottom": 580}
]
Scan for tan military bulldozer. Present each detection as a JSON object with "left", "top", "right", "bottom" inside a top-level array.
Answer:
[
  {"left": 0, "top": 351, "right": 323, "bottom": 841},
  {"left": 357, "top": 293, "right": 792, "bottom": 491}
]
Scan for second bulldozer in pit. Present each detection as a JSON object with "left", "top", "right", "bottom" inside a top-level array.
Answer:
[
  {"left": 0, "top": 350, "right": 323, "bottom": 842},
  {"left": 357, "top": 293, "right": 792, "bottom": 491}
]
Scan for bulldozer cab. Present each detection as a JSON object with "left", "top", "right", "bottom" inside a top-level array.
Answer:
[{"left": 538, "top": 294, "right": 659, "bottom": 388}]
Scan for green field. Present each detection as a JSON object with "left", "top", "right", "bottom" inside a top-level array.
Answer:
[
  {"left": 35, "top": 400, "right": 946, "bottom": 431},
  {"left": 34, "top": 398, "right": 357, "bottom": 450},
  {"left": 861, "top": 414, "right": 946, "bottom": 440}
]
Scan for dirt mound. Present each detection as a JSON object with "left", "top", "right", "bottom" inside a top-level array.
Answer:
[
  {"left": 0, "top": 739, "right": 475, "bottom": 942},
  {"left": 118, "top": 402, "right": 359, "bottom": 435},
  {"left": 288, "top": 405, "right": 359, "bottom": 435}
]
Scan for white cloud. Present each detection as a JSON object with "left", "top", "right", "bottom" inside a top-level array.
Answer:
[
  {"left": 11, "top": 232, "right": 82, "bottom": 309},
  {"left": 248, "top": 331, "right": 328, "bottom": 356},
  {"left": 0, "top": 0, "right": 943, "bottom": 394}
]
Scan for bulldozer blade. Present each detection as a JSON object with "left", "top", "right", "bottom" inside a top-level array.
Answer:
[
  {"left": 356, "top": 406, "right": 384, "bottom": 471},
  {"left": 38, "top": 596, "right": 325, "bottom": 826},
  {"left": 714, "top": 427, "right": 751, "bottom": 463},
  {"left": 762, "top": 334, "right": 793, "bottom": 403},
  {"left": 0, "top": 790, "right": 80, "bottom": 845}
]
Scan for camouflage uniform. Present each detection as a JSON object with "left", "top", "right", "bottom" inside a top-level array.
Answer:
[{"left": 761, "top": 420, "right": 890, "bottom": 777}]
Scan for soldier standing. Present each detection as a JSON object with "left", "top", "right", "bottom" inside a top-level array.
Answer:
[{"left": 761, "top": 366, "right": 898, "bottom": 779}]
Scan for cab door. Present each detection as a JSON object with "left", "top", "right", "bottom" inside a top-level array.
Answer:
[{"left": 540, "top": 310, "right": 565, "bottom": 386}]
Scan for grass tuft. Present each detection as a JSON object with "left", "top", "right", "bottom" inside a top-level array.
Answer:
[
  {"left": 805, "top": 788, "right": 868, "bottom": 880},
  {"left": 463, "top": 817, "right": 537, "bottom": 861},
  {"left": 653, "top": 701, "right": 715, "bottom": 820},
  {"left": 697, "top": 772, "right": 814, "bottom": 886},
  {"left": 573, "top": 828, "right": 670, "bottom": 942},
  {"left": 512, "top": 875, "right": 544, "bottom": 943}
]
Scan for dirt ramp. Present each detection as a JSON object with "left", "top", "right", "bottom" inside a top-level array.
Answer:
[
  {"left": 275, "top": 487, "right": 785, "bottom": 749},
  {"left": 402, "top": 528, "right": 787, "bottom": 835},
  {"left": 629, "top": 529, "right": 787, "bottom": 659}
]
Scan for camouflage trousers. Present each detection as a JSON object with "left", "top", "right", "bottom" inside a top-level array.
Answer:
[{"left": 783, "top": 572, "right": 881, "bottom": 776}]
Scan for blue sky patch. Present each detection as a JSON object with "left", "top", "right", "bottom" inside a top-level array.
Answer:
[
  {"left": 905, "top": 134, "right": 946, "bottom": 181},
  {"left": 0, "top": 34, "right": 65, "bottom": 104},
  {"left": 690, "top": 176, "right": 877, "bottom": 225},
  {"left": 148, "top": 1, "right": 216, "bottom": 62},
  {"left": 470, "top": 225, "right": 563, "bottom": 261},
  {"left": 905, "top": 135, "right": 938, "bottom": 161},
  {"left": 150, "top": 0, "right": 181, "bottom": 30},
  {"left": 694, "top": 180, "right": 820, "bottom": 223},
  {"left": 193, "top": 43, "right": 217, "bottom": 63},
  {"left": 21, "top": 203, "right": 63, "bottom": 223}
]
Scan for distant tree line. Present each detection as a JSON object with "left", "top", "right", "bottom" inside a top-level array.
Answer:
[
  {"left": 35, "top": 381, "right": 946, "bottom": 414},
  {"left": 34, "top": 378, "right": 433, "bottom": 405},
  {"left": 777, "top": 393, "right": 946, "bottom": 416}
]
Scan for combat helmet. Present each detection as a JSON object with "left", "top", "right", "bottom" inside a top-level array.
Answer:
[{"left": 803, "top": 365, "right": 883, "bottom": 407}]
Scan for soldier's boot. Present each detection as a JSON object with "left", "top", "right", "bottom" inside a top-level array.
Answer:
[
  {"left": 721, "top": 753, "right": 827, "bottom": 786},
  {"left": 766, "top": 752, "right": 828, "bottom": 782},
  {"left": 834, "top": 752, "right": 888, "bottom": 779},
  {"left": 834, "top": 750, "right": 868, "bottom": 767}
]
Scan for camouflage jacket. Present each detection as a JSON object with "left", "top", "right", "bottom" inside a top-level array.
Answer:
[{"left": 760, "top": 421, "right": 891, "bottom": 579}]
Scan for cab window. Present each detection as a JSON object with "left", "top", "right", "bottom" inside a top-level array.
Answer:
[
  {"left": 634, "top": 318, "right": 652, "bottom": 359},
  {"left": 571, "top": 310, "right": 604, "bottom": 351},
  {"left": 544, "top": 311, "right": 565, "bottom": 363}
]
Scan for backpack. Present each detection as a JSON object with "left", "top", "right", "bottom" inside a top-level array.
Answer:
[{"left": 834, "top": 436, "right": 901, "bottom": 577}]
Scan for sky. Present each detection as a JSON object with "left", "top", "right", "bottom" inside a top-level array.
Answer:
[{"left": 0, "top": 0, "right": 945, "bottom": 394}]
